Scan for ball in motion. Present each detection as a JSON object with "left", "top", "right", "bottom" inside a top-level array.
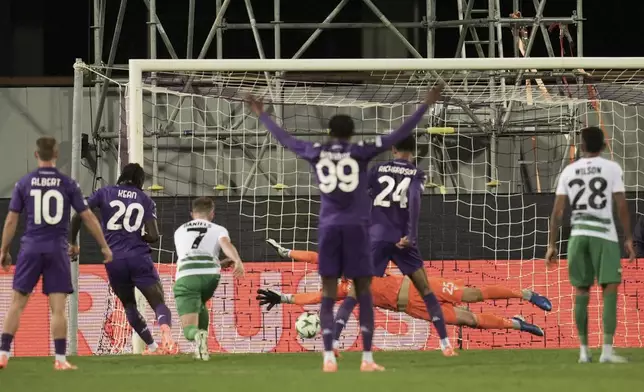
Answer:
[{"left": 295, "top": 312, "right": 321, "bottom": 339}]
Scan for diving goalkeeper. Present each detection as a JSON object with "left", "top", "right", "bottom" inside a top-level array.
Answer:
[{"left": 261, "top": 240, "right": 551, "bottom": 352}]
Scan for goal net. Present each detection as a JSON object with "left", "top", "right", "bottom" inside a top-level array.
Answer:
[{"left": 71, "top": 58, "right": 644, "bottom": 355}]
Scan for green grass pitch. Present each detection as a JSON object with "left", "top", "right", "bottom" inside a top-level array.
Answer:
[{"left": 1, "top": 349, "right": 643, "bottom": 392}]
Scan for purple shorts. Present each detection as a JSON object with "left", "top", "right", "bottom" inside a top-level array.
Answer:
[
  {"left": 317, "top": 225, "right": 373, "bottom": 279},
  {"left": 105, "top": 254, "right": 160, "bottom": 291},
  {"left": 372, "top": 241, "right": 423, "bottom": 277},
  {"left": 13, "top": 246, "right": 73, "bottom": 295}
]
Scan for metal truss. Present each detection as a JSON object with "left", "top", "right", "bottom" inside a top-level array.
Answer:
[{"left": 88, "top": 0, "right": 585, "bottom": 194}]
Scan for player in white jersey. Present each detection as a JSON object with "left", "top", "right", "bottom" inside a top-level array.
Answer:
[
  {"left": 173, "top": 197, "right": 244, "bottom": 360},
  {"left": 546, "top": 126, "right": 635, "bottom": 364}
]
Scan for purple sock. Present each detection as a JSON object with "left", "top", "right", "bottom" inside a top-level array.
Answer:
[
  {"left": 0, "top": 333, "right": 13, "bottom": 352},
  {"left": 423, "top": 293, "right": 448, "bottom": 339},
  {"left": 54, "top": 339, "right": 66, "bottom": 356},
  {"left": 320, "top": 297, "right": 335, "bottom": 352},
  {"left": 357, "top": 293, "right": 374, "bottom": 352},
  {"left": 125, "top": 306, "right": 154, "bottom": 345},
  {"left": 155, "top": 303, "right": 172, "bottom": 327},
  {"left": 333, "top": 296, "right": 357, "bottom": 340}
]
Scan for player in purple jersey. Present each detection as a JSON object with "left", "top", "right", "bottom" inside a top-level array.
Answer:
[
  {"left": 247, "top": 85, "right": 443, "bottom": 372},
  {"left": 0, "top": 137, "right": 111, "bottom": 371},
  {"left": 331, "top": 135, "right": 457, "bottom": 357},
  {"left": 69, "top": 163, "right": 176, "bottom": 355}
]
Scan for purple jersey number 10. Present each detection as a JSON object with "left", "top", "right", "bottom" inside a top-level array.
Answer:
[{"left": 30, "top": 189, "right": 64, "bottom": 224}]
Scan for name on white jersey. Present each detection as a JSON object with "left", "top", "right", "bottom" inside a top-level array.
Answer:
[
  {"left": 183, "top": 220, "right": 210, "bottom": 228},
  {"left": 320, "top": 151, "right": 351, "bottom": 161},
  {"left": 31, "top": 177, "right": 61, "bottom": 187},
  {"left": 574, "top": 167, "right": 602, "bottom": 176},
  {"left": 117, "top": 189, "right": 138, "bottom": 199},
  {"left": 378, "top": 165, "right": 417, "bottom": 176}
]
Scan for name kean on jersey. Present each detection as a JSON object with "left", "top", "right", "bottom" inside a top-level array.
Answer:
[
  {"left": 117, "top": 190, "right": 138, "bottom": 199},
  {"left": 378, "top": 165, "right": 417, "bottom": 176},
  {"left": 30, "top": 177, "right": 61, "bottom": 187},
  {"left": 575, "top": 167, "right": 602, "bottom": 176}
]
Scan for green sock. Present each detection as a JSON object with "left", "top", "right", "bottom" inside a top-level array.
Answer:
[
  {"left": 183, "top": 325, "right": 198, "bottom": 341},
  {"left": 198, "top": 306, "right": 210, "bottom": 331},
  {"left": 603, "top": 291, "right": 618, "bottom": 345},
  {"left": 574, "top": 294, "right": 590, "bottom": 346}
]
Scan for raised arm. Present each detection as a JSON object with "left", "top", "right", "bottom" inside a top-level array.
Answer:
[
  {"left": 247, "top": 96, "right": 314, "bottom": 159},
  {"left": 374, "top": 85, "right": 443, "bottom": 154}
]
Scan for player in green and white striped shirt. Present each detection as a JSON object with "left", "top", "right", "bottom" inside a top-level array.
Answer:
[{"left": 173, "top": 197, "right": 244, "bottom": 360}]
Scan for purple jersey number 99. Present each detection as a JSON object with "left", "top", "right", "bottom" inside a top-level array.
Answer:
[{"left": 315, "top": 157, "right": 360, "bottom": 194}]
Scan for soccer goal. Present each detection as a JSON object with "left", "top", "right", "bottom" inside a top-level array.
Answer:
[{"left": 70, "top": 57, "right": 644, "bottom": 355}]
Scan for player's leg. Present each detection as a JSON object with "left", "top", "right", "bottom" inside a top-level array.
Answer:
[
  {"left": 344, "top": 226, "right": 382, "bottom": 372},
  {"left": 594, "top": 238, "right": 627, "bottom": 363},
  {"left": 454, "top": 307, "right": 544, "bottom": 336},
  {"left": 567, "top": 235, "right": 594, "bottom": 363},
  {"left": 134, "top": 256, "right": 175, "bottom": 353},
  {"left": 43, "top": 250, "right": 78, "bottom": 370},
  {"left": 394, "top": 247, "right": 454, "bottom": 356},
  {"left": 317, "top": 226, "right": 342, "bottom": 372},
  {"left": 332, "top": 240, "right": 389, "bottom": 354},
  {"left": 173, "top": 275, "right": 209, "bottom": 359},
  {"left": 0, "top": 250, "right": 41, "bottom": 369},
  {"left": 460, "top": 286, "right": 552, "bottom": 311},
  {"left": 112, "top": 284, "right": 162, "bottom": 354}
]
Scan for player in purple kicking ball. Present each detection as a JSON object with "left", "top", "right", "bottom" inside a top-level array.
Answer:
[
  {"left": 0, "top": 137, "right": 112, "bottom": 371},
  {"left": 69, "top": 163, "right": 176, "bottom": 355},
  {"left": 247, "top": 84, "right": 443, "bottom": 372}
]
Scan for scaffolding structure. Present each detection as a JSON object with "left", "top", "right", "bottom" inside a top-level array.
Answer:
[{"left": 85, "top": 0, "right": 585, "bottom": 192}]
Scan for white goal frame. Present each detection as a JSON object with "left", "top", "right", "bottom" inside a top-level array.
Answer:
[{"left": 124, "top": 57, "right": 644, "bottom": 353}]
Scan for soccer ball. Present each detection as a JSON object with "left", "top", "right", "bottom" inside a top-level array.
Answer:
[{"left": 295, "top": 312, "right": 321, "bottom": 339}]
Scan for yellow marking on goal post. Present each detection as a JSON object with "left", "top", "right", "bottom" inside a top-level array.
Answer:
[
  {"left": 147, "top": 184, "right": 164, "bottom": 192},
  {"left": 272, "top": 183, "right": 289, "bottom": 190},
  {"left": 213, "top": 185, "right": 228, "bottom": 191},
  {"left": 486, "top": 180, "right": 500, "bottom": 188},
  {"left": 426, "top": 127, "right": 455, "bottom": 135}
]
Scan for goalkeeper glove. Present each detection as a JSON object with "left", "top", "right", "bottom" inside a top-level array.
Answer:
[{"left": 256, "top": 288, "right": 292, "bottom": 311}]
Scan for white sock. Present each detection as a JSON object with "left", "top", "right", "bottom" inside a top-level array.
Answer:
[
  {"left": 332, "top": 340, "right": 340, "bottom": 350},
  {"left": 0, "top": 350, "right": 9, "bottom": 358},
  {"left": 323, "top": 351, "right": 336, "bottom": 363},
  {"left": 521, "top": 289, "right": 532, "bottom": 300},
  {"left": 55, "top": 354, "right": 66, "bottom": 363},
  {"left": 580, "top": 345, "right": 590, "bottom": 357},
  {"left": 439, "top": 338, "right": 451, "bottom": 350},
  {"left": 148, "top": 342, "right": 159, "bottom": 352},
  {"left": 601, "top": 344, "right": 613, "bottom": 356},
  {"left": 362, "top": 351, "right": 374, "bottom": 363}
]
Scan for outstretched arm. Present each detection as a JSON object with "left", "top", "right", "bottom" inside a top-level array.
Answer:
[{"left": 247, "top": 96, "right": 314, "bottom": 159}]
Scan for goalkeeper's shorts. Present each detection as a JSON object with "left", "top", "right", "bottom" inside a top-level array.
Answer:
[{"left": 173, "top": 274, "right": 221, "bottom": 316}]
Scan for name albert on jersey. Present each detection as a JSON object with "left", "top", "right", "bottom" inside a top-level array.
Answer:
[
  {"left": 369, "top": 159, "right": 426, "bottom": 244},
  {"left": 173, "top": 219, "right": 228, "bottom": 280},
  {"left": 9, "top": 168, "right": 87, "bottom": 247},
  {"left": 87, "top": 185, "right": 156, "bottom": 258},
  {"left": 555, "top": 156, "right": 625, "bottom": 242}
]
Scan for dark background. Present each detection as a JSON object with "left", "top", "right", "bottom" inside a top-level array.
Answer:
[
  {"left": 0, "top": 194, "right": 639, "bottom": 264},
  {"left": 0, "top": 0, "right": 642, "bottom": 77}
]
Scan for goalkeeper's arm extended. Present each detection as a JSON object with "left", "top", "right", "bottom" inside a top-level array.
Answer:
[{"left": 256, "top": 288, "right": 325, "bottom": 310}]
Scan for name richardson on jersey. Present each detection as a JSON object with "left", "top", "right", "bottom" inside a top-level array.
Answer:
[
  {"left": 30, "top": 177, "right": 62, "bottom": 187},
  {"left": 319, "top": 151, "right": 351, "bottom": 161},
  {"left": 575, "top": 166, "right": 602, "bottom": 176},
  {"left": 117, "top": 189, "right": 138, "bottom": 199},
  {"left": 377, "top": 164, "right": 417, "bottom": 176}
]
